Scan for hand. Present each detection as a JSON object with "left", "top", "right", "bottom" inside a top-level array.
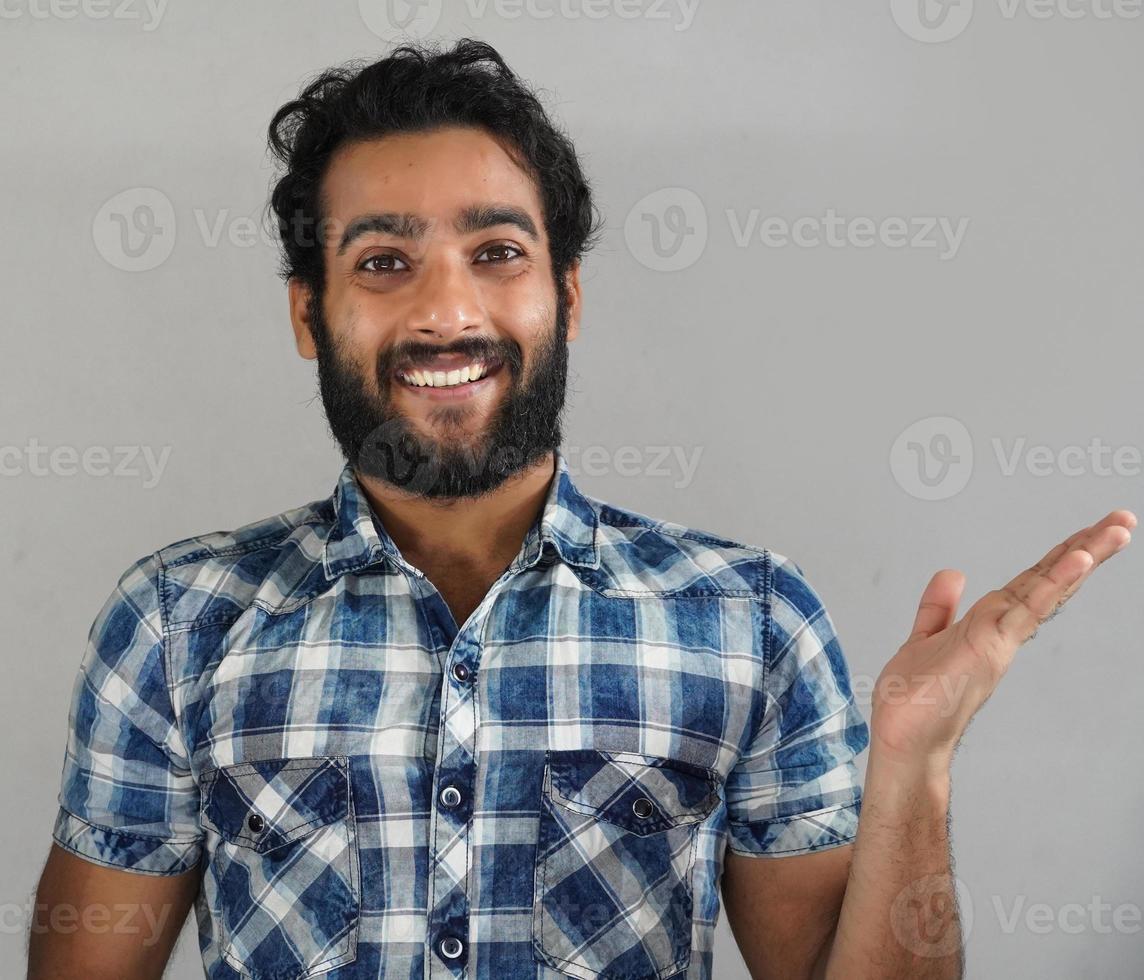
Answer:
[{"left": 869, "top": 509, "right": 1136, "bottom": 774}]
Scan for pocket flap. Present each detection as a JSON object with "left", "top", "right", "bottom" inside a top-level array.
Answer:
[
  {"left": 545, "top": 749, "right": 719, "bottom": 836},
  {"left": 201, "top": 755, "right": 350, "bottom": 853}
]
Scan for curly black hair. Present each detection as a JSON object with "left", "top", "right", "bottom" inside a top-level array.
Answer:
[{"left": 265, "top": 37, "right": 603, "bottom": 308}]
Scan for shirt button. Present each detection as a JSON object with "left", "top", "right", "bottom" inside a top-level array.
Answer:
[
  {"left": 247, "top": 812, "right": 265, "bottom": 833},
  {"left": 632, "top": 797, "right": 654, "bottom": 819},
  {"left": 439, "top": 785, "right": 462, "bottom": 809},
  {"left": 439, "top": 935, "right": 464, "bottom": 959},
  {"left": 451, "top": 662, "right": 471, "bottom": 683}
]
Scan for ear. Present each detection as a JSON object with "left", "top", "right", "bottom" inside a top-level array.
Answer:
[
  {"left": 288, "top": 278, "right": 319, "bottom": 360},
  {"left": 562, "top": 260, "right": 583, "bottom": 343}
]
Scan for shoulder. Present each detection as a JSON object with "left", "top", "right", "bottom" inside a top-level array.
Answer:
[
  {"left": 586, "top": 493, "right": 804, "bottom": 602},
  {"left": 131, "top": 493, "right": 336, "bottom": 629}
]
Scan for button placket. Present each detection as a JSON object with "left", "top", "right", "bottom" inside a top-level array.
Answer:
[{"left": 427, "top": 630, "right": 483, "bottom": 978}]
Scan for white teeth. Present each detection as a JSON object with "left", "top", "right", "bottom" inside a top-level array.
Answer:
[{"left": 401, "top": 361, "right": 491, "bottom": 388}]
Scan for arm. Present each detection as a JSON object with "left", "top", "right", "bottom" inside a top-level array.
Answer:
[
  {"left": 721, "top": 754, "right": 958, "bottom": 980},
  {"left": 36, "top": 551, "right": 205, "bottom": 977},
  {"left": 824, "top": 509, "right": 1131, "bottom": 977},
  {"left": 27, "top": 844, "right": 198, "bottom": 980},
  {"left": 821, "top": 751, "right": 959, "bottom": 979},
  {"left": 719, "top": 553, "right": 869, "bottom": 980},
  {"left": 726, "top": 509, "right": 1133, "bottom": 979},
  {"left": 721, "top": 844, "right": 851, "bottom": 980}
]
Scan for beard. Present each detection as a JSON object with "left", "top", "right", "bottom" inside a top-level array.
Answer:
[{"left": 308, "top": 289, "right": 571, "bottom": 500}]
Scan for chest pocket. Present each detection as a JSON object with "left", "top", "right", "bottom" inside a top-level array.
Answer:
[
  {"left": 532, "top": 749, "right": 720, "bottom": 980},
  {"left": 199, "top": 756, "right": 360, "bottom": 980}
]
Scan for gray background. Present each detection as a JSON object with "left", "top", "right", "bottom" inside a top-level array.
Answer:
[{"left": 2, "top": 1, "right": 1141, "bottom": 977}]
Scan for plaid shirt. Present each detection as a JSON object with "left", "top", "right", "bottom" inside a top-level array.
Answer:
[{"left": 52, "top": 448, "right": 869, "bottom": 980}]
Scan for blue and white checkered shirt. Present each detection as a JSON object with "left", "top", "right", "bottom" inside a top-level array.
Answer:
[{"left": 52, "top": 448, "right": 869, "bottom": 980}]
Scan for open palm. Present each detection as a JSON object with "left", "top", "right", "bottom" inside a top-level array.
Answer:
[{"left": 870, "top": 509, "right": 1136, "bottom": 770}]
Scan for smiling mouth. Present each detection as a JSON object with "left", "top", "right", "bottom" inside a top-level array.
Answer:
[{"left": 395, "top": 356, "right": 505, "bottom": 389}]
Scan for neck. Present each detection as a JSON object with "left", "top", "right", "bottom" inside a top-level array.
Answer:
[{"left": 353, "top": 450, "right": 557, "bottom": 575}]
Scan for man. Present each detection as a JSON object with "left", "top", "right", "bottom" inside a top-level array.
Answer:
[{"left": 29, "top": 38, "right": 1134, "bottom": 980}]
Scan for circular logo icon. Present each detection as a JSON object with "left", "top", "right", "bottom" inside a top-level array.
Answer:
[
  {"left": 890, "top": 873, "right": 973, "bottom": 957},
  {"left": 623, "top": 187, "right": 708, "bottom": 272},
  {"left": 891, "top": 0, "right": 974, "bottom": 43},
  {"left": 92, "top": 187, "right": 176, "bottom": 272},
  {"left": 356, "top": 416, "right": 445, "bottom": 496},
  {"left": 359, "top": 0, "right": 443, "bottom": 39},
  {"left": 890, "top": 415, "right": 973, "bottom": 501}
]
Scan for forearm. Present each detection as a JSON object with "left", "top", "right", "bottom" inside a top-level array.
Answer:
[{"left": 821, "top": 749, "right": 963, "bottom": 979}]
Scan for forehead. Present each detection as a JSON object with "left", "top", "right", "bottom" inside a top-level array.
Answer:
[{"left": 320, "top": 126, "right": 545, "bottom": 237}]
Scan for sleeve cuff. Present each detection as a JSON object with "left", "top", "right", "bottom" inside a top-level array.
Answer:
[
  {"left": 726, "top": 799, "right": 861, "bottom": 857},
  {"left": 52, "top": 806, "right": 203, "bottom": 876}
]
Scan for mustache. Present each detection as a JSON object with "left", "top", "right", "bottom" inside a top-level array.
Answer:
[{"left": 381, "top": 338, "right": 523, "bottom": 380}]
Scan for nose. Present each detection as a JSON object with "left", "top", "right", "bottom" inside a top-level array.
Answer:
[{"left": 404, "top": 255, "right": 484, "bottom": 341}]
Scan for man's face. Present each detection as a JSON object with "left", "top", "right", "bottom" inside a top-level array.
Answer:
[{"left": 288, "top": 126, "right": 581, "bottom": 499}]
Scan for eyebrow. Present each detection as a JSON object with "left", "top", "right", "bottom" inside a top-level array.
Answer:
[{"left": 335, "top": 203, "right": 540, "bottom": 255}]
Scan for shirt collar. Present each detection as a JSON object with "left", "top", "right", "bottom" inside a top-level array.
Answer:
[{"left": 322, "top": 448, "right": 600, "bottom": 581}]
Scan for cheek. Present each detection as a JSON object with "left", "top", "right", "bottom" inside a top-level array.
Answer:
[
  {"left": 336, "top": 303, "right": 401, "bottom": 372},
  {"left": 499, "top": 296, "right": 558, "bottom": 347},
  {"left": 486, "top": 270, "right": 553, "bottom": 324}
]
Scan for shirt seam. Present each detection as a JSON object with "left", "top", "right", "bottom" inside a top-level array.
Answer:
[
  {"left": 725, "top": 797, "right": 860, "bottom": 829},
  {"left": 57, "top": 803, "right": 203, "bottom": 845},
  {"left": 161, "top": 517, "right": 329, "bottom": 569},
  {"left": 724, "top": 799, "right": 861, "bottom": 856},
  {"left": 726, "top": 831, "right": 858, "bottom": 858},
  {"left": 762, "top": 548, "right": 774, "bottom": 693},
  {"left": 744, "top": 548, "right": 775, "bottom": 756},
  {"left": 155, "top": 548, "right": 195, "bottom": 779}
]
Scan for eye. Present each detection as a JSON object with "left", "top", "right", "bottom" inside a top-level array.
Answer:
[
  {"left": 476, "top": 243, "right": 524, "bottom": 264},
  {"left": 358, "top": 253, "right": 409, "bottom": 275}
]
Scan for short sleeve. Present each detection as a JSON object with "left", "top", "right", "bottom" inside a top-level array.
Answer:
[
  {"left": 724, "top": 553, "right": 869, "bottom": 857},
  {"left": 52, "top": 552, "right": 203, "bottom": 875}
]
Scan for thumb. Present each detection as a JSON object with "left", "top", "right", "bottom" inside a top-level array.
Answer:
[{"left": 906, "top": 568, "right": 967, "bottom": 642}]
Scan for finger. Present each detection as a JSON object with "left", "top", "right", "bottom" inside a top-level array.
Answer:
[
  {"left": 1006, "top": 522, "right": 1132, "bottom": 620},
  {"left": 1058, "top": 524, "right": 1132, "bottom": 599},
  {"left": 996, "top": 547, "right": 1095, "bottom": 645},
  {"left": 998, "top": 511, "right": 1135, "bottom": 607},
  {"left": 906, "top": 569, "right": 966, "bottom": 642},
  {"left": 1015, "top": 510, "right": 1132, "bottom": 587}
]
